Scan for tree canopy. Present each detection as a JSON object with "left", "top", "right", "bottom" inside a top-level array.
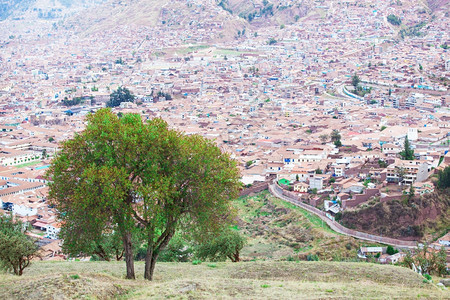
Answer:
[
  {"left": 400, "top": 136, "right": 414, "bottom": 160},
  {"left": 437, "top": 166, "right": 450, "bottom": 189},
  {"left": 331, "top": 129, "right": 342, "bottom": 147},
  {"left": 387, "top": 14, "right": 402, "bottom": 26},
  {"left": 107, "top": 87, "right": 135, "bottom": 107},
  {"left": 195, "top": 228, "right": 246, "bottom": 262},
  {"left": 0, "top": 214, "right": 38, "bottom": 276},
  {"left": 351, "top": 73, "right": 360, "bottom": 88},
  {"left": 47, "top": 108, "right": 241, "bottom": 280}
]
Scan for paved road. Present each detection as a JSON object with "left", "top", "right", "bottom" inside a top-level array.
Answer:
[{"left": 268, "top": 183, "right": 418, "bottom": 249}]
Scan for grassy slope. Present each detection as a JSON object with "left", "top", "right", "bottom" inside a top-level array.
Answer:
[
  {"left": 235, "top": 191, "right": 378, "bottom": 261},
  {"left": 0, "top": 260, "right": 448, "bottom": 299}
]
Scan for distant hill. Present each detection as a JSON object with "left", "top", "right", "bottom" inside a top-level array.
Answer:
[
  {"left": 0, "top": 0, "right": 32, "bottom": 21},
  {"left": 0, "top": 260, "right": 448, "bottom": 299},
  {"left": 427, "top": 0, "right": 450, "bottom": 12},
  {"left": 2, "top": 0, "right": 448, "bottom": 41},
  {"left": 219, "top": 0, "right": 309, "bottom": 26}
]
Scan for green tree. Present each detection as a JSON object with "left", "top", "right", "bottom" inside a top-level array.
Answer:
[
  {"left": 408, "top": 185, "right": 415, "bottom": 200},
  {"left": 319, "top": 134, "right": 329, "bottom": 144},
  {"left": 47, "top": 109, "right": 241, "bottom": 281},
  {"left": 41, "top": 149, "right": 47, "bottom": 160},
  {"left": 351, "top": 73, "right": 360, "bottom": 88},
  {"left": 315, "top": 168, "right": 322, "bottom": 174},
  {"left": 107, "top": 87, "right": 135, "bottom": 107},
  {"left": 435, "top": 246, "right": 447, "bottom": 276},
  {"left": 436, "top": 166, "right": 450, "bottom": 189},
  {"left": 386, "top": 245, "right": 398, "bottom": 255},
  {"left": 0, "top": 214, "right": 38, "bottom": 276},
  {"left": 331, "top": 129, "right": 342, "bottom": 147},
  {"left": 195, "top": 228, "right": 246, "bottom": 262},
  {"left": 399, "top": 136, "right": 414, "bottom": 160},
  {"left": 387, "top": 14, "right": 401, "bottom": 26},
  {"left": 157, "top": 234, "right": 193, "bottom": 262}
]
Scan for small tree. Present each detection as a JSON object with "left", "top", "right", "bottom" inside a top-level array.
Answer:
[
  {"left": 107, "top": 87, "right": 135, "bottom": 107},
  {"left": 158, "top": 234, "right": 193, "bottom": 262},
  {"left": 41, "top": 149, "right": 47, "bottom": 160},
  {"left": 399, "top": 136, "right": 414, "bottom": 160},
  {"left": 0, "top": 214, "right": 38, "bottom": 276},
  {"left": 351, "top": 73, "right": 360, "bottom": 88},
  {"left": 319, "top": 134, "right": 329, "bottom": 144},
  {"left": 436, "top": 166, "right": 450, "bottom": 189},
  {"left": 435, "top": 246, "right": 447, "bottom": 276},
  {"left": 387, "top": 14, "right": 402, "bottom": 26},
  {"left": 195, "top": 229, "right": 246, "bottom": 262},
  {"left": 331, "top": 129, "right": 341, "bottom": 146},
  {"left": 408, "top": 185, "right": 415, "bottom": 200},
  {"left": 386, "top": 245, "right": 398, "bottom": 255}
]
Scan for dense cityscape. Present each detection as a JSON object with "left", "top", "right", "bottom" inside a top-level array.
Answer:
[{"left": 0, "top": 0, "right": 449, "bottom": 298}]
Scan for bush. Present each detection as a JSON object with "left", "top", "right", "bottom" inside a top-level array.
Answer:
[
  {"left": 423, "top": 274, "right": 432, "bottom": 281},
  {"left": 386, "top": 245, "right": 398, "bottom": 255},
  {"left": 436, "top": 166, "right": 450, "bottom": 189},
  {"left": 192, "top": 260, "right": 202, "bottom": 265},
  {"left": 307, "top": 254, "right": 319, "bottom": 261},
  {"left": 387, "top": 14, "right": 401, "bottom": 26}
]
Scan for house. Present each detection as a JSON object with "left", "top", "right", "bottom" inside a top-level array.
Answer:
[
  {"left": 386, "top": 159, "right": 429, "bottom": 185},
  {"left": 293, "top": 182, "right": 308, "bottom": 193},
  {"left": 378, "top": 252, "right": 403, "bottom": 264},
  {"left": 46, "top": 222, "right": 61, "bottom": 240},
  {"left": 412, "top": 181, "right": 434, "bottom": 195},
  {"left": 358, "top": 247, "right": 384, "bottom": 258}
]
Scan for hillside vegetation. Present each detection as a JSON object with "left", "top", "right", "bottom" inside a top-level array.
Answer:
[
  {"left": 1, "top": 260, "right": 448, "bottom": 299},
  {"left": 236, "top": 191, "right": 372, "bottom": 261},
  {"left": 340, "top": 190, "right": 450, "bottom": 241}
]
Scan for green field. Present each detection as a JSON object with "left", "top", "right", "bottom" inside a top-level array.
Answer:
[
  {"left": 0, "top": 261, "right": 447, "bottom": 299},
  {"left": 14, "top": 161, "right": 42, "bottom": 168},
  {"left": 175, "top": 45, "right": 210, "bottom": 55}
]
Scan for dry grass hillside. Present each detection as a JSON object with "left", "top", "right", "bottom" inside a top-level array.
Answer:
[
  {"left": 0, "top": 260, "right": 448, "bottom": 299},
  {"left": 340, "top": 190, "right": 450, "bottom": 241},
  {"left": 236, "top": 191, "right": 374, "bottom": 261}
]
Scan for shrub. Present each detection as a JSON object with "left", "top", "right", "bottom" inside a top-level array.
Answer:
[
  {"left": 0, "top": 214, "right": 39, "bottom": 276},
  {"left": 386, "top": 245, "right": 398, "bottom": 255},
  {"left": 192, "top": 260, "right": 202, "bottom": 265}
]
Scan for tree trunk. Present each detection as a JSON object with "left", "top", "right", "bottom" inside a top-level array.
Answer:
[
  {"left": 122, "top": 231, "right": 135, "bottom": 279},
  {"left": 144, "top": 251, "right": 159, "bottom": 281},
  {"left": 148, "top": 253, "right": 158, "bottom": 280},
  {"left": 233, "top": 249, "right": 240, "bottom": 262},
  {"left": 144, "top": 244, "right": 153, "bottom": 280},
  {"left": 144, "top": 229, "right": 174, "bottom": 280}
]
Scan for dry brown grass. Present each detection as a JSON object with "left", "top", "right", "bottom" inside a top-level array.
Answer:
[{"left": 0, "top": 260, "right": 448, "bottom": 299}]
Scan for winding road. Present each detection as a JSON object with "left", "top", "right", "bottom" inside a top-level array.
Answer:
[{"left": 268, "top": 183, "right": 418, "bottom": 249}]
